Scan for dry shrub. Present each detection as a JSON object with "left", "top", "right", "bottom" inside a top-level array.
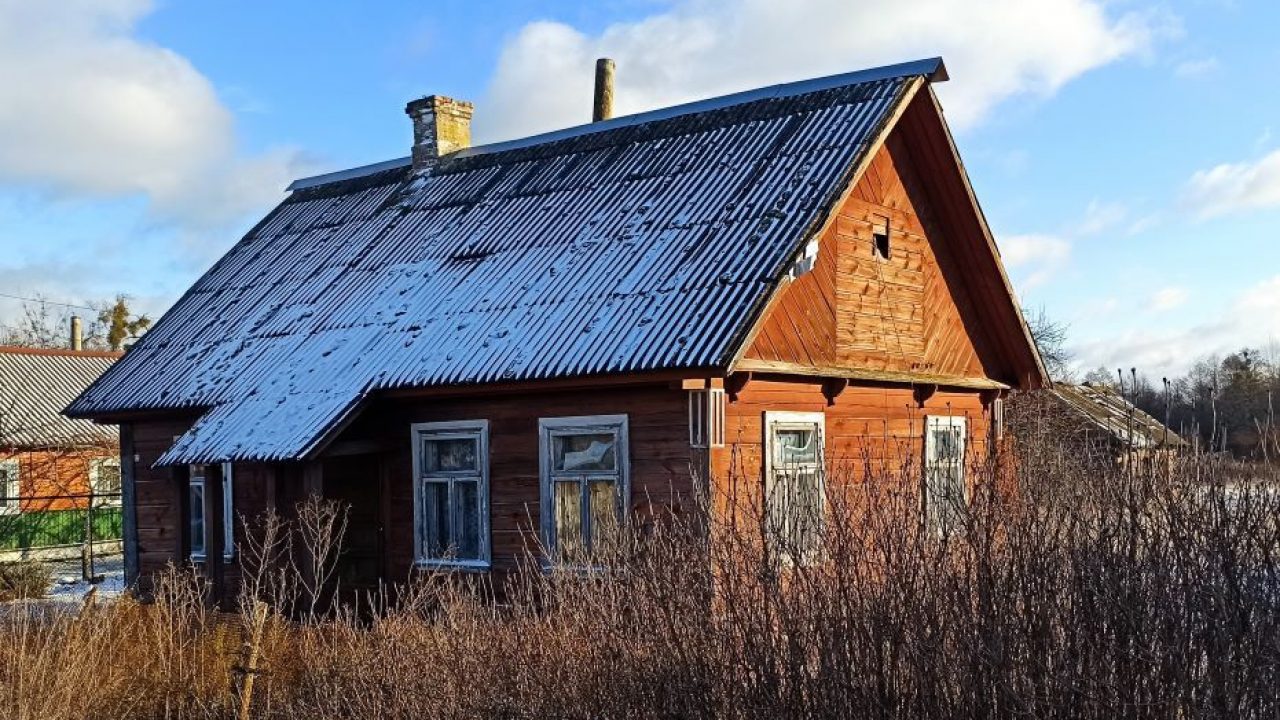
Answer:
[
  {"left": 1, "top": 423, "right": 1279, "bottom": 718},
  {"left": 0, "top": 561, "right": 49, "bottom": 602}
]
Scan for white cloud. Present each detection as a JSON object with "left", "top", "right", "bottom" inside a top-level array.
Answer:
[
  {"left": 1184, "top": 149, "right": 1280, "bottom": 219},
  {"left": 1073, "top": 275, "right": 1280, "bottom": 375},
  {"left": 1173, "top": 56, "right": 1218, "bottom": 79},
  {"left": 1076, "top": 198, "right": 1128, "bottom": 235},
  {"left": 1149, "top": 286, "right": 1188, "bottom": 312},
  {"left": 0, "top": 0, "right": 309, "bottom": 228},
  {"left": 998, "top": 233, "right": 1071, "bottom": 290},
  {"left": 476, "top": 0, "right": 1163, "bottom": 142}
]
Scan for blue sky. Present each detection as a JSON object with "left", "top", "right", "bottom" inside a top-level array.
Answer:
[{"left": 0, "top": 0, "right": 1277, "bottom": 376}]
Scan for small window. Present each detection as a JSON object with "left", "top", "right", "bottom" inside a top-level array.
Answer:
[
  {"left": 539, "top": 415, "right": 629, "bottom": 562},
  {"left": 222, "top": 463, "right": 235, "bottom": 560},
  {"left": 188, "top": 467, "right": 207, "bottom": 560},
  {"left": 0, "top": 459, "right": 19, "bottom": 515},
  {"left": 924, "top": 416, "right": 967, "bottom": 535},
  {"left": 872, "top": 215, "right": 891, "bottom": 259},
  {"left": 89, "top": 458, "right": 122, "bottom": 507},
  {"left": 412, "top": 421, "right": 490, "bottom": 567},
  {"left": 763, "top": 412, "right": 825, "bottom": 565}
]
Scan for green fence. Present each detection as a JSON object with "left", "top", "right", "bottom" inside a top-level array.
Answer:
[{"left": 0, "top": 495, "right": 123, "bottom": 551}]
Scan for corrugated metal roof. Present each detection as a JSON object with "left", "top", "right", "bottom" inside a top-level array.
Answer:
[
  {"left": 1053, "top": 384, "right": 1186, "bottom": 449},
  {"left": 67, "top": 59, "right": 940, "bottom": 466},
  {"left": 1, "top": 347, "right": 119, "bottom": 448}
]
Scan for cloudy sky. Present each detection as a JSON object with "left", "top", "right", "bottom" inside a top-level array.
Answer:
[{"left": 0, "top": 0, "right": 1276, "bottom": 376}]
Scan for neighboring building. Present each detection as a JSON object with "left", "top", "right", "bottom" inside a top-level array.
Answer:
[
  {"left": 1015, "top": 383, "right": 1186, "bottom": 465},
  {"left": 0, "top": 345, "right": 122, "bottom": 555},
  {"left": 66, "top": 57, "right": 1046, "bottom": 601}
]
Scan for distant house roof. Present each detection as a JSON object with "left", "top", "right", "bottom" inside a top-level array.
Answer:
[
  {"left": 67, "top": 57, "right": 1030, "bottom": 466},
  {"left": 1052, "top": 383, "right": 1185, "bottom": 450},
  {"left": 0, "top": 346, "right": 120, "bottom": 448}
]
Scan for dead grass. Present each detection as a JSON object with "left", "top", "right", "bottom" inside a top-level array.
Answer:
[{"left": 1, "top": 417, "right": 1278, "bottom": 719}]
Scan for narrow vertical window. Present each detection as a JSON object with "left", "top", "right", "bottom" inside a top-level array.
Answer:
[
  {"left": 540, "top": 415, "right": 629, "bottom": 563},
  {"left": 222, "top": 463, "right": 235, "bottom": 559},
  {"left": 412, "top": 421, "right": 490, "bottom": 567},
  {"left": 764, "top": 412, "right": 825, "bottom": 565},
  {"left": 0, "top": 459, "right": 19, "bottom": 515},
  {"left": 188, "top": 466, "right": 207, "bottom": 560},
  {"left": 924, "top": 416, "right": 968, "bottom": 535},
  {"left": 689, "top": 388, "right": 726, "bottom": 448}
]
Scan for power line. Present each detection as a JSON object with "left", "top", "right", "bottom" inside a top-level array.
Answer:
[{"left": 0, "top": 293, "right": 97, "bottom": 313}]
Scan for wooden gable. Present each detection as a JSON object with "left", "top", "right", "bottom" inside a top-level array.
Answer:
[{"left": 737, "top": 89, "right": 1042, "bottom": 389}]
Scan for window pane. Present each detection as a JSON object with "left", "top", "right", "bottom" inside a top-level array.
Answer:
[
  {"left": 189, "top": 483, "right": 205, "bottom": 556},
  {"left": 931, "top": 427, "right": 961, "bottom": 462},
  {"left": 792, "top": 468, "right": 822, "bottom": 556},
  {"left": 423, "top": 437, "right": 478, "bottom": 473},
  {"left": 588, "top": 480, "right": 618, "bottom": 551},
  {"left": 421, "top": 482, "right": 450, "bottom": 558},
  {"left": 774, "top": 427, "right": 818, "bottom": 465},
  {"left": 554, "top": 480, "right": 583, "bottom": 555},
  {"left": 453, "top": 480, "right": 481, "bottom": 560},
  {"left": 554, "top": 433, "right": 616, "bottom": 472}
]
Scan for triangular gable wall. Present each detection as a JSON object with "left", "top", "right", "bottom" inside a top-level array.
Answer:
[{"left": 742, "top": 92, "right": 1027, "bottom": 385}]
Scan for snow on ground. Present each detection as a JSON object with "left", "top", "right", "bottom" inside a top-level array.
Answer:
[{"left": 45, "top": 554, "right": 126, "bottom": 605}]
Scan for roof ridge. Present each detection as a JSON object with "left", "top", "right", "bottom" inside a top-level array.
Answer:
[
  {"left": 287, "top": 57, "right": 946, "bottom": 192},
  {"left": 0, "top": 345, "right": 124, "bottom": 359}
]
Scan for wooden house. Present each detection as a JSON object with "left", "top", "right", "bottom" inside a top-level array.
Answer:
[{"left": 66, "top": 58, "right": 1046, "bottom": 601}]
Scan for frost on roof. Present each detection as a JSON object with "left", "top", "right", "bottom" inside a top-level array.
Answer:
[{"left": 68, "top": 66, "right": 929, "bottom": 466}]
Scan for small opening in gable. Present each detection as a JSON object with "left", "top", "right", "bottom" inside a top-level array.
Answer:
[{"left": 872, "top": 215, "right": 891, "bottom": 260}]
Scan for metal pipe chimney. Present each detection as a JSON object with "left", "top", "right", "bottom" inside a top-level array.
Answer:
[
  {"left": 593, "top": 58, "right": 615, "bottom": 122},
  {"left": 70, "top": 315, "right": 83, "bottom": 351}
]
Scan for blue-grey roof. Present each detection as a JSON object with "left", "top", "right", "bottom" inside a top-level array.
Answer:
[
  {"left": 1, "top": 347, "right": 118, "bottom": 448},
  {"left": 66, "top": 58, "right": 942, "bottom": 466}
]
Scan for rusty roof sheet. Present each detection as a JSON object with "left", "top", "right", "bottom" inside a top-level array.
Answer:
[
  {"left": 1053, "top": 383, "right": 1186, "bottom": 449},
  {"left": 67, "top": 59, "right": 942, "bottom": 466},
  {"left": 1, "top": 347, "right": 119, "bottom": 448}
]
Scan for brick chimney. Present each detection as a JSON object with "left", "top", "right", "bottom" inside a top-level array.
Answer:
[{"left": 405, "top": 95, "right": 474, "bottom": 171}]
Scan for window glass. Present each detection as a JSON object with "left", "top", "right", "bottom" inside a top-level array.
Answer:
[
  {"left": 420, "top": 481, "right": 450, "bottom": 558},
  {"left": 189, "top": 480, "right": 206, "bottom": 558},
  {"left": 925, "top": 417, "right": 967, "bottom": 535},
  {"left": 773, "top": 428, "right": 818, "bottom": 465},
  {"left": 422, "top": 437, "right": 478, "bottom": 473},
  {"left": 554, "top": 480, "right": 583, "bottom": 555},
  {"left": 0, "top": 461, "right": 18, "bottom": 511},
  {"left": 553, "top": 433, "right": 616, "bottom": 472},
  {"left": 453, "top": 480, "right": 481, "bottom": 559}
]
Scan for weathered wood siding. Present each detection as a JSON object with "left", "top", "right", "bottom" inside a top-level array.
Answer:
[
  {"left": 743, "top": 119, "right": 999, "bottom": 381},
  {"left": 712, "top": 377, "right": 992, "bottom": 512},
  {"left": 368, "top": 383, "right": 694, "bottom": 577}
]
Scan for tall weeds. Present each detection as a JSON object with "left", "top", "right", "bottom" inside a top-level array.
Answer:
[{"left": 0, "top": 423, "right": 1277, "bottom": 719}]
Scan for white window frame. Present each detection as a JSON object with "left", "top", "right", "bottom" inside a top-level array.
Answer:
[
  {"left": 411, "top": 420, "right": 491, "bottom": 569},
  {"left": 538, "top": 414, "right": 630, "bottom": 562},
  {"left": 924, "top": 415, "right": 968, "bottom": 536},
  {"left": 689, "top": 388, "right": 727, "bottom": 448},
  {"left": 88, "top": 457, "right": 122, "bottom": 507},
  {"left": 0, "top": 459, "right": 19, "bottom": 515},
  {"left": 763, "top": 411, "right": 826, "bottom": 566},
  {"left": 188, "top": 466, "right": 207, "bottom": 561}
]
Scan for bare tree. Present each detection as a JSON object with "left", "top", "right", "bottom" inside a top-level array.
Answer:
[{"left": 1024, "top": 305, "right": 1074, "bottom": 382}]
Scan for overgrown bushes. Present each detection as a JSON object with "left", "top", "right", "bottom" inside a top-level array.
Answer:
[
  {"left": 0, "top": 560, "right": 48, "bottom": 601},
  {"left": 1, "top": 422, "right": 1278, "bottom": 719}
]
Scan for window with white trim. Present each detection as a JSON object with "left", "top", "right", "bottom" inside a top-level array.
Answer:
[
  {"left": 539, "top": 415, "right": 629, "bottom": 561},
  {"left": 924, "top": 416, "right": 967, "bottom": 535},
  {"left": 187, "top": 462, "right": 234, "bottom": 561},
  {"left": 764, "top": 412, "right": 825, "bottom": 564},
  {"left": 412, "top": 421, "right": 490, "bottom": 567},
  {"left": 188, "top": 466, "right": 207, "bottom": 559},
  {"left": 89, "top": 457, "right": 122, "bottom": 507},
  {"left": 0, "top": 459, "right": 19, "bottom": 515}
]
